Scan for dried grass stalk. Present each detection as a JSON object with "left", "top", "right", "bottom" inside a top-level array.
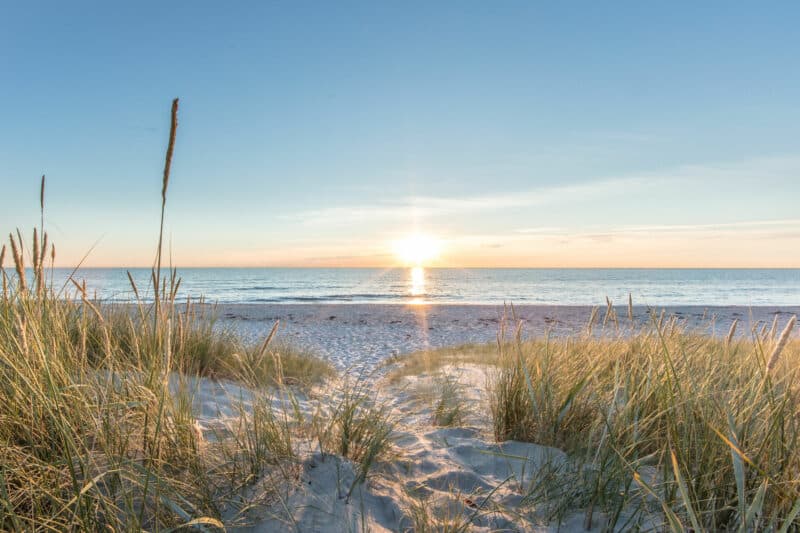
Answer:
[
  {"left": 726, "top": 319, "right": 738, "bottom": 346},
  {"left": 628, "top": 293, "right": 633, "bottom": 322},
  {"left": 9, "top": 232, "right": 26, "bottom": 292},
  {"left": 154, "top": 98, "right": 179, "bottom": 321},
  {"left": 767, "top": 316, "right": 796, "bottom": 371}
]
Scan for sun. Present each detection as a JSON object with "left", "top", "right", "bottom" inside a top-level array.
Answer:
[{"left": 393, "top": 234, "right": 441, "bottom": 266}]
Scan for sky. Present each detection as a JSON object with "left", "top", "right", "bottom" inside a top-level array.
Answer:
[{"left": 2, "top": 1, "right": 799, "bottom": 268}]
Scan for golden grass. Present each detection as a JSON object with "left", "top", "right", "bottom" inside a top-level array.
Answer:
[
  {"left": 0, "top": 100, "right": 333, "bottom": 530},
  {"left": 384, "top": 343, "right": 499, "bottom": 382},
  {"left": 393, "top": 317, "right": 800, "bottom": 530}
]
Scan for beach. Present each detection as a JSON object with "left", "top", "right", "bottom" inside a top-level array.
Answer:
[
  {"left": 5, "top": 3, "right": 800, "bottom": 528},
  {"left": 220, "top": 303, "right": 800, "bottom": 370},
  {"left": 186, "top": 304, "right": 800, "bottom": 531}
]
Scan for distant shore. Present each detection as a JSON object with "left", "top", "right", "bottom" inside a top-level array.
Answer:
[{"left": 217, "top": 303, "right": 800, "bottom": 369}]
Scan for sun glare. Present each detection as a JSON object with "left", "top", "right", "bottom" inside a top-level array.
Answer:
[
  {"left": 393, "top": 234, "right": 441, "bottom": 266},
  {"left": 410, "top": 266, "right": 425, "bottom": 296}
]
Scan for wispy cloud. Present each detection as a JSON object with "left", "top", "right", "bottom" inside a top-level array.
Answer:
[
  {"left": 516, "top": 219, "right": 800, "bottom": 237},
  {"left": 441, "top": 218, "right": 800, "bottom": 267},
  {"left": 283, "top": 155, "right": 800, "bottom": 227},
  {"left": 447, "top": 219, "right": 800, "bottom": 249},
  {"left": 286, "top": 175, "right": 651, "bottom": 225},
  {"left": 616, "top": 219, "right": 800, "bottom": 234},
  {"left": 515, "top": 226, "right": 568, "bottom": 234}
]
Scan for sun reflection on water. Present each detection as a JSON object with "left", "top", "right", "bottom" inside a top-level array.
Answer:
[{"left": 409, "top": 266, "right": 425, "bottom": 301}]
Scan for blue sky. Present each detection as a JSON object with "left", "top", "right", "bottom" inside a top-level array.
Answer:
[{"left": 2, "top": 1, "right": 799, "bottom": 267}]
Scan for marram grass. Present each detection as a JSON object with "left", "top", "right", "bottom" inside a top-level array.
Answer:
[
  {"left": 0, "top": 100, "right": 335, "bottom": 530},
  {"left": 0, "top": 236, "right": 338, "bottom": 530},
  {"left": 395, "top": 314, "right": 800, "bottom": 531}
]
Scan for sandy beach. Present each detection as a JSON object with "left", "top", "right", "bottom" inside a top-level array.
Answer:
[
  {"left": 6, "top": 5, "right": 800, "bottom": 527},
  {"left": 133, "top": 302, "right": 796, "bottom": 531},
  {"left": 220, "top": 303, "right": 800, "bottom": 370},
  {"left": 170, "top": 305, "right": 799, "bottom": 531}
]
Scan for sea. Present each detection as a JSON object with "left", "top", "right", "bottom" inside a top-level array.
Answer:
[{"left": 39, "top": 268, "right": 800, "bottom": 306}]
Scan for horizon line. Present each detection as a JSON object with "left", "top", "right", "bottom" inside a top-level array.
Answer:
[{"left": 32, "top": 265, "right": 800, "bottom": 270}]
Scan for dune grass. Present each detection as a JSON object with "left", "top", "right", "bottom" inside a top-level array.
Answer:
[
  {"left": 0, "top": 100, "right": 334, "bottom": 530},
  {"left": 58, "top": 299, "right": 333, "bottom": 388},
  {"left": 0, "top": 98, "right": 391, "bottom": 531},
  {"left": 308, "top": 374, "right": 396, "bottom": 501},
  {"left": 430, "top": 373, "right": 467, "bottom": 428},
  {"left": 0, "top": 245, "right": 244, "bottom": 529},
  {"left": 384, "top": 343, "right": 497, "bottom": 382},
  {"left": 402, "top": 490, "right": 502, "bottom": 533},
  {"left": 393, "top": 314, "right": 800, "bottom": 530}
]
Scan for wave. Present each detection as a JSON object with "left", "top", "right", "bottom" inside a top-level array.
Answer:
[
  {"left": 241, "top": 293, "right": 446, "bottom": 303},
  {"left": 283, "top": 293, "right": 398, "bottom": 302}
]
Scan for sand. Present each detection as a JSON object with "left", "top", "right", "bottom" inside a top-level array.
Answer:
[
  {"left": 181, "top": 363, "right": 664, "bottom": 531},
  {"left": 219, "top": 303, "right": 800, "bottom": 370}
]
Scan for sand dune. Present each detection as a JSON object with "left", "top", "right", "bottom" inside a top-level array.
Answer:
[{"left": 181, "top": 363, "right": 664, "bottom": 531}]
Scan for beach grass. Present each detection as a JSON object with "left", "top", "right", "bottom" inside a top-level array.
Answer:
[
  {"left": 0, "top": 101, "right": 332, "bottom": 530},
  {"left": 1, "top": 254, "right": 239, "bottom": 529},
  {"left": 309, "top": 375, "right": 396, "bottom": 501},
  {"left": 430, "top": 372, "right": 467, "bottom": 428},
  {"left": 393, "top": 315, "right": 800, "bottom": 530},
  {"left": 383, "top": 343, "right": 497, "bottom": 382}
]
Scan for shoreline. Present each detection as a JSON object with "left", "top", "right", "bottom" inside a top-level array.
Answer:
[{"left": 216, "top": 303, "right": 800, "bottom": 370}]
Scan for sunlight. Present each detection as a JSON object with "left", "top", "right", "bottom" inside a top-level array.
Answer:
[
  {"left": 410, "top": 266, "right": 425, "bottom": 297},
  {"left": 393, "top": 234, "right": 441, "bottom": 266}
]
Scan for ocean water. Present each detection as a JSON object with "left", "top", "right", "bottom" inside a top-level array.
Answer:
[{"left": 39, "top": 267, "right": 800, "bottom": 306}]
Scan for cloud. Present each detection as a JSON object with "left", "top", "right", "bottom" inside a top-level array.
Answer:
[
  {"left": 284, "top": 154, "right": 800, "bottom": 227},
  {"left": 515, "top": 226, "right": 567, "bottom": 234},
  {"left": 286, "top": 175, "right": 651, "bottom": 226},
  {"left": 612, "top": 220, "right": 800, "bottom": 232},
  {"left": 457, "top": 219, "right": 800, "bottom": 248},
  {"left": 579, "top": 219, "right": 800, "bottom": 240}
]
